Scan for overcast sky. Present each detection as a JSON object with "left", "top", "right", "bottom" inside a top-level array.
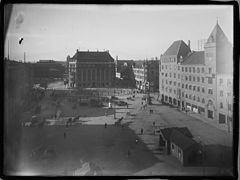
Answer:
[{"left": 4, "top": 4, "right": 233, "bottom": 62}]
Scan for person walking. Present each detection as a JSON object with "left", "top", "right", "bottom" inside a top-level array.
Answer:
[
  {"left": 104, "top": 123, "right": 107, "bottom": 128},
  {"left": 153, "top": 121, "right": 155, "bottom": 127},
  {"left": 141, "top": 128, "right": 143, "bottom": 135},
  {"left": 127, "top": 150, "right": 131, "bottom": 158}
]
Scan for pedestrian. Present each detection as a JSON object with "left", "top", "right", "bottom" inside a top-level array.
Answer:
[
  {"left": 141, "top": 128, "right": 143, "bottom": 135},
  {"left": 135, "top": 139, "right": 138, "bottom": 144},
  {"left": 127, "top": 150, "right": 131, "bottom": 158},
  {"left": 64, "top": 132, "right": 66, "bottom": 139},
  {"left": 153, "top": 121, "right": 155, "bottom": 127},
  {"left": 104, "top": 123, "right": 107, "bottom": 128}
]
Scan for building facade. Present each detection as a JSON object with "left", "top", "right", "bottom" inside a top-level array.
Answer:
[
  {"left": 133, "top": 59, "right": 159, "bottom": 92},
  {"left": 159, "top": 23, "right": 233, "bottom": 131},
  {"left": 67, "top": 50, "right": 116, "bottom": 88}
]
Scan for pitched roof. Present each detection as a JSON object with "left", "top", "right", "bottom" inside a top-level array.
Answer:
[
  {"left": 163, "top": 40, "right": 191, "bottom": 58},
  {"left": 207, "top": 23, "right": 229, "bottom": 44},
  {"left": 72, "top": 51, "right": 114, "bottom": 62},
  {"left": 170, "top": 129, "right": 197, "bottom": 150},
  {"left": 160, "top": 127, "right": 193, "bottom": 142},
  {"left": 181, "top": 51, "right": 205, "bottom": 65}
]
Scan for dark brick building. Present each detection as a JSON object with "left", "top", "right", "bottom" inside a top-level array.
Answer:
[{"left": 67, "top": 50, "right": 116, "bottom": 88}]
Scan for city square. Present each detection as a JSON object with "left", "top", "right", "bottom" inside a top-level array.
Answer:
[{"left": 3, "top": 4, "right": 235, "bottom": 178}]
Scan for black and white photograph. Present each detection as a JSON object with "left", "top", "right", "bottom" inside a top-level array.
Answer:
[{"left": 3, "top": 3, "right": 236, "bottom": 177}]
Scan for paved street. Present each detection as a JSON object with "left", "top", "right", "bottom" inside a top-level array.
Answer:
[{"left": 17, "top": 86, "right": 233, "bottom": 176}]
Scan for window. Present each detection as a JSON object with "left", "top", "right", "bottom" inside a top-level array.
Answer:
[
  {"left": 169, "top": 73, "right": 172, "bottom": 78},
  {"left": 178, "top": 83, "right": 180, "bottom": 87},
  {"left": 228, "top": 104, "right": 232, "bottom": 111},
  {"left": 174, "top": 81, "right": 176, "bottom": 86},
  {"left": 182, "top": 84, "right": 184, "bottom": 88},
  {"left": 193, "top": 76, "right": 195, "bottom": 81},
  {"left": 189, "top": 76, "right": 192, "bottom": 81},
  {"left": 185, "top": 84, "right": 188, "bottom": 89},
  {"left": 197, "top": 86, "right": 200, "bottom": 92},
  {"left": 202, "top": 87, "right": 205, "bottom": 93},
  {"left": 189, "top": 94, "right": 192, "bottom": 99},
  {"left": 202, "top": 77, "right": 204, "bottom": 83},
  {"left": 220, "top": 102, "right": 223, "bottom": 108},
  {"left": 193, "top": 95, "right": 196, "bottom": 101},
  {"left": 197, "top": 67, "right": 200, "bottom": 73},
  {"left": 169, "top": 88, "right": 172, "bottom": 93},
  {"left": 165, "top": 65, "right": 167, "bottom": 70},
  {"left": 185, "top": 76, "right": 188, "bottom": 81},
  {"left": 219, "top": 78, "right": 223, "bottom": 85},
  {"left": 182, "top": 92, "right": 184, "bottom": 97},
  {"left": 178, "top": 66, "right": 180, "bottom": 70},
  {"left": 174, "top": 89, "right": 176, "bottom": 94},
  {"left": 202, "top": 98, "right": 205, "bottom": 104},
  {"left": 197, "top": 77, "right": 200, "bottom": 82},
  {"left": 227, "top": 79, "right": 232, "bottom": 86},
  {"left": 193, "top": 86, "right": 196, "bottom": 91},
  {"left": 220, "top": 91, "right": 223, "bottom": 97},
  {"left": 178, "top": 74, "right": 180, "bottom": 79},
  {"left": 193, "top": 67, "right": 195, "bottom": 73},
  {"left": 162, "top": 65, "right": 164, "bottom": 70},
  {"left": 189, "top": 67, "right": 191, "bottom": 73},
  {"left": 174, "top": 73, "right": 176, "bottom": 78},
  {"left": 169, "top": 81, "right": 172, "bottom": 85},
  {"left": 219, "top": 113, "right": 226, "bottom": 124},
  {"left": 185, "top": 94, "right": 188, "bottom": 98},
  {"left": 197, "top": 97, "right": 200, "bottom": 102},
  {"left": 208, "top": 77, "right": 213, "bottom": 84},
  {"left": 201, "top": 67, "right": 204, "bottom": 73},
  {"left": 189, "top": 85, "right": 192, "bottom": 90},
  {"left": 185, "top": 67, "right": 188, "bottom": 72},
  {"left": 208, "top": 89, "right": 213, "bottom": 94},
  {"left": 182, "top": 67, "right": 184, "bottom": 72},
  {"left": 166, "top": 80, "right": 168, "bottom": 84},
  {"left": 208, "top": 68, "right": 212, "bottom": 74}
]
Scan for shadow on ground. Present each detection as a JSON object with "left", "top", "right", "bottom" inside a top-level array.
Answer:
[{"left": 16, "top": 124, "right": 160, "bottom": 176}]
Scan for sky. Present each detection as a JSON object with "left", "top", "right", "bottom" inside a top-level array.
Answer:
[{"left": 4, "top": 4, "right": 233, "bottom": 62}]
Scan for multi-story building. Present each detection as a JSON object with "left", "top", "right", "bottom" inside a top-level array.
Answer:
[
  {"left": 133, "top": 59, "right": 159, "bottom": 92},
  {"left": 159, "top": 22, "right": 233, "bottom": 131},
  {"left": 67, "top": 50, "right": 116, "bottom": 88}
]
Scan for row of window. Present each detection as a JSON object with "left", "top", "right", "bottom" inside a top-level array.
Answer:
[
  {"left": 219, "top": 78, "right": 232, "bottom": 86},
  {"left": 161, "top": 65, "right": 213, "bottom": 75},
  {"left": 219, "top": 102, "right": 232, "bottom": 110},
  {"left": 162, "top": 86, "right": 213, "bottom": 95},
  {"left": 183, "top": 93, "right": 205, "bottom": 103}
]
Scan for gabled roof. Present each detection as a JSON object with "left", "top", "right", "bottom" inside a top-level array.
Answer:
[
  {"left": 160, "top": 127, "right": 193, "bottom": 142},
  {"left": 207, "top": 23, "right": 230, "bottom": 44},
  {"left": 181, "top": 51, "right": 205, "bottom": 65},
  {"left": 170, "top": 129, "right": 197, "bottom": 150},
  {"left": 72, "top": 51, "right": 114, "bottom": 62},
  {"left": 163, "top": 40, "right": 191, "bottom": 59}
]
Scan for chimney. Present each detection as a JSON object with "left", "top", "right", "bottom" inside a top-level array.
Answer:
[
  {"left": 188, "top": 40, "right": 191, "bottom": 49},
  {"left": 77, "top": 49, "right": 79, "bottom": 53}
]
